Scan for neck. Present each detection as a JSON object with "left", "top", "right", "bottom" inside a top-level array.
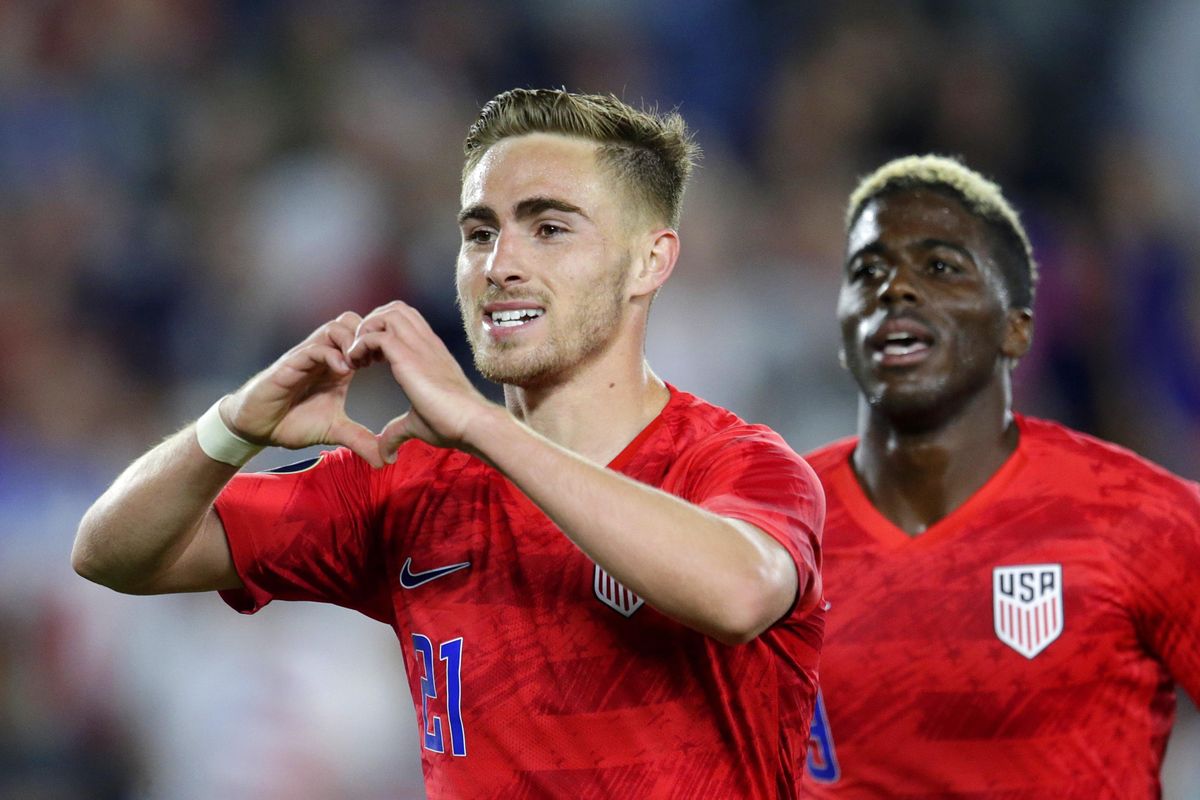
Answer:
[
  {"left": 852, "top": 377, "right": 1018, "bottom": 535},
  {"left": 502, "top": 332, "right": 669, "bottom": 465}
]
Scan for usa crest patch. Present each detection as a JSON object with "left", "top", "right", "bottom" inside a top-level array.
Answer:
[
  {"left": 593, "top": 565, "right": 644, "bottom": 617},
  {"left": 993, "top": 563, "right": 1063, "bottom": 658}
]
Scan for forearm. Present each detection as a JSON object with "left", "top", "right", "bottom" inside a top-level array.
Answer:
[
  {"left": 73, "top": 425, "right": 239, "bottom": 594},
  {"left": 468, "top": 409, "right": 799, "bottom": 644}
]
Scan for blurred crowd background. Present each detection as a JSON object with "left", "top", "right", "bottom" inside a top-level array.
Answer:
[{"left": 1, "top": 1, "right": 1197, "bottom": 798}]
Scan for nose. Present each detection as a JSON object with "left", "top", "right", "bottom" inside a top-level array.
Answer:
[
  {"left": 485, "top": 232, "right": 528, "bottom": 288},
  {"left": 878, "top": 264, "right": 919, "bottom": 307}
]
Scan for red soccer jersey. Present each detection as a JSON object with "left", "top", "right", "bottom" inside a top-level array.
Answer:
[
  {"left": 215, "top": 387, "right": 825, "bottom": 799},
  {"left": 802, "top": 415, "right": 1200, "bottom": 799}
]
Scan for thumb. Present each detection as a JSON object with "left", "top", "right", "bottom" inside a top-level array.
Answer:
[
  {"left": 329, "top": 417, "right": 386, "bottom": 469},
  {"left": 378, "top": 411, "right": 418, "bottom": 465}
]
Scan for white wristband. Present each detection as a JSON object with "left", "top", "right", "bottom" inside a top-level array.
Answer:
[{"left": 195, "top": 397, "right": 264, "bottom": 467}]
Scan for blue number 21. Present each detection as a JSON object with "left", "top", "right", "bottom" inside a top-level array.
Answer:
[{"left": 412, "top": 634, "right": 467, "bottom": 757}]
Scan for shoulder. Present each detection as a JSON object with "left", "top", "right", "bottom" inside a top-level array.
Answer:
[
  {"left": 1018, "top": 415, "right": 1199, "bottom": 498},
  {"left": 659, "top": 388, "right": 822, "bottom": 495},
  {"left": 665, "top": 388, "right": 806, "bottom": 464},
  {"left": 802, "top": 437, "right": 858, "bottom": 479},
  {"left": 1016, "top": 415, "right": 1200, "bottom": 524}
]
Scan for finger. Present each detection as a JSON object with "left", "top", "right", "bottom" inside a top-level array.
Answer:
[
  {"left": 323, "top": 313, "right": 363, "bottom": 355},
  {"left": 347, "top": 329, "right": 408, "bottom": 370},
  {"left": 329, "top": 417, "right": 386, "bottom": 469},
  {"left": 380, "top": 308, "right": 439, "bottom": 355},
  {"left": 274, "top": 343, "right": 350, "bottom": 389},
  {"left": 353, "top": 305, "right": 393, "bottom": 340},
  {"left": 378, "top": 412, "right": 416, "bottom": 464},
  {"left": 321, "top": 346, "right": 351, "bottom": 375},
  {"left": 334, "top": 310, "right": 364, "bottom": 329},
  {"left": 302, "top": 312, "right": 360, "bottom": 353},
  {"left": 358, "top": 300, "right": 408, "bottom": 325},
  {"left": 354, "top": 301, "right": 426, "bottom": 341},
  {"left": 399, "top": 305, "right": 435, "bottom": 337},
  {"left": 352, "top": 307, "right": 432, "bottom": 353},
  {"left": 345, "top": 330, "right": 385, "bottom": 369}
]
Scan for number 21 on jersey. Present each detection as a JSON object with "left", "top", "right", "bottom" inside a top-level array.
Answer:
[{"left": 412, "top": 634, "right": 467, "bottom": 757}]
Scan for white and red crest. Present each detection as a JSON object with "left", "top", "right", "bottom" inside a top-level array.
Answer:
[
  {"left": 593, "top": 565, "right": 644, "bottom": 617},
  {"left": 993, "top": 563, "right": 1063, "bottom": 658}
]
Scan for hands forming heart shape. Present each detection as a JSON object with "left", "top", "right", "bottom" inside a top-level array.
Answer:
[{"left": 219, "top": 302, "right": 493, "bottom": 469}]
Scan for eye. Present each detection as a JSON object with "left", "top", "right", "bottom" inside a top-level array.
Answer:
[
  {"left": 536, "top": 222, "right": 566, "bottom": 238},
  {"left": 929, "top": 258, "right": 961, "bottom": 275},
  {"left": 850, "top": 260, "right": 886, "bottom": 282},
  {"left": 465, "top": 227, "right": 496, "bottom": 244}
]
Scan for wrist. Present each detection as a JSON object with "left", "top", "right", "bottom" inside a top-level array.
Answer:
[
  {"left": 195, "top": 396, "right": 265, "bottom": 467},
  {"left": 459, "top": 403, "right": 513, "bottom": 464}
]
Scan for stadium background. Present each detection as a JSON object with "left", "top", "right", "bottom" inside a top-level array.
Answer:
[{"left": 1, "top": 1, "right": 1197, "bottom": 797}]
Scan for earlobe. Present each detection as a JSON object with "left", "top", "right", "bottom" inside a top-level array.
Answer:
[
  {"left": 632, "top": 229, "right": 680, "bottom": 298},
  {"left": 1001, "top": 307, "right": 1034, "bottom": 360}
]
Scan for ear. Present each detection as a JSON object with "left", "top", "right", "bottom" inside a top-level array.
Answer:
[
  {"left": 629, "top": 228, "right": 680, "bottom": 300},
  {"left": 837, "top": 346, "right": 848, "bottom": 370},
  {"left": 1001, "top": 306, "right": 1034, "bottom": 362}
]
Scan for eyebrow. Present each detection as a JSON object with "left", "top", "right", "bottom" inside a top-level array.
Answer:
[
  {"left": 917, "top": 238, "right": 975, "bottom": 263},
  {"left": 458, "top": 205, "right": 498, "bottom": 226},
  {"left": 846, "top": 238, "right": 976, "bottom": 264},
  {"left": 846, "top": 242, "right": 886, "bottom": 265},
  {"left": 514, "top": 196, "right": 588, "bottom": 221},
  {"left": 457, "top": 196, "right": 589, "bottom": 226}
]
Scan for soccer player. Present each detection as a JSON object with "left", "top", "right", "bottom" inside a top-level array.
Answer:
[
  {"left": 73, "top": 89, "right": 825, "bottom": 798},
  {"left": 802, "top": 154, "right": 1200, "bottom": 797}
]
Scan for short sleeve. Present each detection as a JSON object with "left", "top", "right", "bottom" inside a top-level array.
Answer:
[
  {"left": 214, "top": 447, "right": 394, "bottom": 624},
  {"left": 1113, "top": 476, "right": 1200, "bottom": 702},
  {"left": 672, "top": 427, "right": 825, "bottom": 617}
]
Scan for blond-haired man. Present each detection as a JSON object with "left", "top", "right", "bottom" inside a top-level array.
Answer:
[{"left": 74, "top": 89, "right": 825, "bottom": 799}]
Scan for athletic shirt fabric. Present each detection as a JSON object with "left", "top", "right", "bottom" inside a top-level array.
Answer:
[
  {"left": 215, "top": 386, "right": 826, "bottom": 799},
  {"left": 803, "top": 414, "right": 1200, "bottom": 799}
]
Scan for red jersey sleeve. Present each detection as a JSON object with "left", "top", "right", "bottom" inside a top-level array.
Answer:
[
  {"left": 671, "top": 427, "right": 825, "bottom": 617},
  {"left": 213, "top": 447, "right": 394, "bottom": 624},
  {"left": 1111, "top": 473, "right": 1200, "bottom": 702}
]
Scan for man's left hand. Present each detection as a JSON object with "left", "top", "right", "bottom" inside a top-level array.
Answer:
[{"left": 345, "top": 301, "right": 496, "bottom": 463}]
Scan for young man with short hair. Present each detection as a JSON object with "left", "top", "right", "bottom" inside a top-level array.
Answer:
[
  {"left": 74, "top": 89, "right": 825, "bottom": 799},
  {"left": 803, "top": 154, "right": 1200, "bottom": 797}
]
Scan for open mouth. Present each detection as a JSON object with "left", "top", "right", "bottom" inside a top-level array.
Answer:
[
  {"left": 868, "top": 317, "right": 935, "bottom": 365},
  {"left": 879, "top": 331, "right": 930, "bottom": 357},
  {"left": 488, "top": 308, "right": 544, "bottom": 327},
  {"left": 484, "top": 305, "right": 545, "bottom": 333}
]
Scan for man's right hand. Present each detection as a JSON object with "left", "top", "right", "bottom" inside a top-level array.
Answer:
[{"left": 221, "top": 312, "right": 385, "bottom": 468}]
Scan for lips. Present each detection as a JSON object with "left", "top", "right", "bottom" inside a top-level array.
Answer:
[
  {"left": 482, "top": 300, "right": 546, "bottom": 337},
  {"left": 866, "top": 315, "right": 936, "bottom": 367}
]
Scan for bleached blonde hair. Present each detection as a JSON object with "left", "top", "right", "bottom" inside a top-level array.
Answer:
[{"left": 847, "top": 155, "right": 1037, "bottom": 308}]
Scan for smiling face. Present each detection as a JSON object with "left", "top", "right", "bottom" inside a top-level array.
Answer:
[
  {"left": 838, "top": 187, "right": 1032, "bottom": 428},
  {"left": 456, "top": 133, "right": 642, "bottom": 387}
]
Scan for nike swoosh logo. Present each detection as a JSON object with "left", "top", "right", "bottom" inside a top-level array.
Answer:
[{"left": 399, "top": 557, "right": 471, "bottom": 589}]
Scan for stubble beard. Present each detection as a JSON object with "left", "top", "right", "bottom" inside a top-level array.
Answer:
[{"left": 462, "top": 262, "right": 628, "bottom": 388}]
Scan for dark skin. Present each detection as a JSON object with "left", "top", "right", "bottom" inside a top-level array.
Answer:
[{"left": 837, "top": 188, "right": 1034, "bottom": 535}]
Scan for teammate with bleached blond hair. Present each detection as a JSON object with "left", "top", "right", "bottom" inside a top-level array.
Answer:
[{"left": 803, "top": 154, "right": 1200, "bottom": 797}]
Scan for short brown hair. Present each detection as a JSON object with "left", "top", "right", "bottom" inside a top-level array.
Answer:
[
  {"left": 847, "top": 154, "right": 1037, "bottom": 309},
  {"left": 463, "top": 88, "right": 700, "bottom": 228}
]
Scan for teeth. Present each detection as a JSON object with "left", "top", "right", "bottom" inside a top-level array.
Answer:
[
  {"left": 883, "top": 342, "right": 927, "bottom": 356},
  {"left": 490, "top": 308, "right": 544, "bottom": 327}
]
